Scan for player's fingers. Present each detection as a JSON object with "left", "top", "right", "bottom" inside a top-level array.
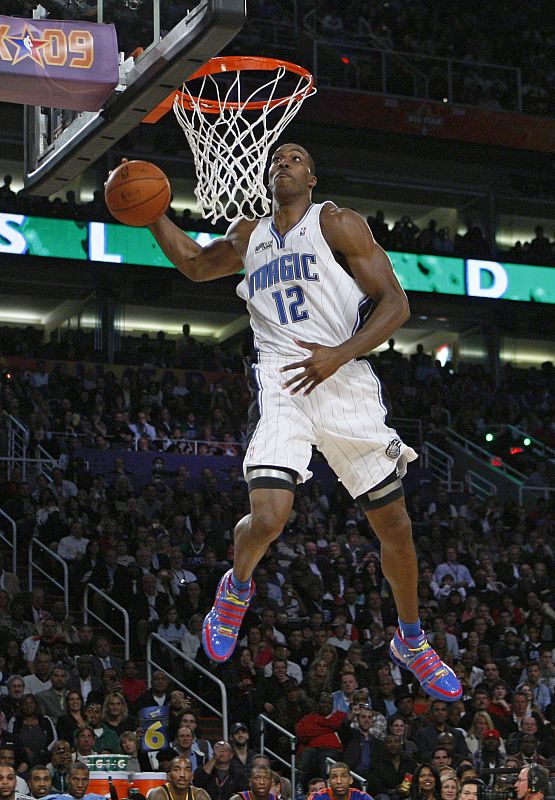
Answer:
[
  {"left": 280, "top": 359, "right": 308, "bottom": 373},
  {"left": 294, "top": 338, "right": 317, "bottom": 350},
  {"left": 290, "top": 376, "right": 313, "bottom": 395}
]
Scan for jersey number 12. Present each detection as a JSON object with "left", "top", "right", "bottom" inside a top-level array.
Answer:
[{"left": 272, "top": 286, "right": 309, "bottom": 325}]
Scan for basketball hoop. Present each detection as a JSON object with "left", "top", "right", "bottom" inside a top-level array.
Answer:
[{"left": 172, "top": 56, "right": 316, "bottom": 223}]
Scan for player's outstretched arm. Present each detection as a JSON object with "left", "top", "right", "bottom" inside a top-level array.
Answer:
[{"left": 147, "top": 215, "right": 250, "bottom": 282}]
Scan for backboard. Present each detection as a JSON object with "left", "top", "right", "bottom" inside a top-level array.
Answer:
[{"left": 23, "top": 0, "right": 246, "bottom": 196}]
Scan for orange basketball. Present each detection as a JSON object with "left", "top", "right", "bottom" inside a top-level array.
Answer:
[{"left": 104, "top": 160, "right": 171, "bottom": 226}]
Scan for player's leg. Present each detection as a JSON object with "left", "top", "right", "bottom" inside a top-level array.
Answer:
[
  {"left": 360, "top": 483, "right": 461, "bottom": 701},
  {"left": 202, "top": 474, "right": 295, "bottom": 663},
  {"left": 311, "top": 361, "right": 460, "bottom": 700}
]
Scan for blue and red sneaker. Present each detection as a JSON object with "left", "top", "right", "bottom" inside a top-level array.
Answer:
[
  {"left": 202, "top": 569, "right": 255, "bottom": 663},
  {"left": 389, "top": 628, "right": 462, "bottom": 702}
]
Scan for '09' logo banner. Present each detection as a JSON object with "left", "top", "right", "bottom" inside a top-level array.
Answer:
[{"left": 0, "top": 15, "right": 118, "bottom": 111}]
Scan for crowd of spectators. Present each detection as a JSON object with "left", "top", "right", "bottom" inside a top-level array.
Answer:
[
  {"left": 0, "top": 329, "right": 553, "bottom": 485},
  {"left": 0, "top": 418, "right": 553, "bottom": 794},
  {"left": 243, "top": 0, "right": 555, "bottom": 117},
  {"left": 0, "top": 346, "right": 552, "bottom": 797}
]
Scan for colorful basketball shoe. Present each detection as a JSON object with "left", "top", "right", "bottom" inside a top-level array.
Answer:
[
  {"left": 202, "top": 569, "right": 255, "bottom": 662},
  {"left": 390, "top": 628, "right": 462, "bottom": 701}
]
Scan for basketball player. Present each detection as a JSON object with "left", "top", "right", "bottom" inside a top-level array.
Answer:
[
  {"left": 229, "top": 765, "right": 276, "bottom": 800},
  {"left": 149, "top": 757, "right": 210, "bottom": 800},
  {"left": 310, "top": 762, "right": 372, "bottom": 800},
  {"left": 146, "top": 143, "right": 462, "bottom": 701}
]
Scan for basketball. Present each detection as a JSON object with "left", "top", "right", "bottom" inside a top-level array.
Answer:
[{"left": 104, "top": 160, "right": 171, "bottom": 227}]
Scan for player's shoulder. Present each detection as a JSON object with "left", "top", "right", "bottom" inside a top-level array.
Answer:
[
  {"left": 225, "top": 217, "right": 261, "bottom": 242},
  {"left": 319, "top": 202, "right": 369, "bottom": 233}
]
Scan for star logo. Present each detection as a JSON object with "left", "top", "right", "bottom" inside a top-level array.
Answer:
[{"left": 7, "top": 24, "right": 47, "bottom": 67}]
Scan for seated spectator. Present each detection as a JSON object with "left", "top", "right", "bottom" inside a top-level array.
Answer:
[
  {"left": 410, "top": 764, "right": 441, "bottom": 800},
  {"left": 0, "top": 676, "right": 24, "bottom": 722},
  {"left": 332, "top": 672, "right": 359, "bottom": 713},
  {"left": 172, "top": 725, "right": 206, "bottom": 771},
  {"left": 513, "top": 734, "right": 547, "bottom": 767},
  {"left": 135, "top": 670, "right": 171, "bottom": 712},
  {"left": 229, "top": 722, "right": 257, "bottom": 773},
  {"left": 193, "top": 740, "right": 247, "bottom": 800},
  {"left": 472, "top": 728, "right": 506, "bottom": 785},
  {"left": 119, "top": 660, "right": 147, "bottom": 707},
  {"left": 84, "top": 700, "right": 120, "bottom": 753},
  {"left": 37, "top": 665, "right": 70, "bottom": 724},
  {"left": 178, "top": 711, "right": 213, "bottom": 759},
  {"left": 101, "top": 691, "right": 134, "bottom": 737},
  {"left": 366, "top": 732, "right": 417, "bottom": 800},
  {"left": 414, "top": 699, "right": 469, "bottom": 763},
  {"left": 120, "top": 731, "right": 140, "bottom": 772},
  {"left": 439, "top": 774, "right": 458, "bottom": 800},
  {"left": 296, "top": 692, "right": 346, "bottom": 789},
  {"left": 68, "top": 656, "right": 101, "bottom": 701},
  {"left": 56, "top": 690, "right": 87, "bottom": 742},
  {"left": 341, "top": 703, "right": 383, "bottom": 778},
  {"left": 464, "top": 711, "right": 497, "bottom": 755},
  {"left": 90, "top": 637, "right": 123, "bottom": 678},
  {"left": 518, "top": 662, "right": 551, "bottom": 711},
  {"left": 7, "top": 694, "right": 57, "bottom": 770}
]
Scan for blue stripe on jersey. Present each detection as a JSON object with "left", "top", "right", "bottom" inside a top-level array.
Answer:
[
  {"left": 361, "top": 358, "right": 389, "bottom": 421},
  {"left": 351, "top": 295, "right": 375, "bottom": 335}
]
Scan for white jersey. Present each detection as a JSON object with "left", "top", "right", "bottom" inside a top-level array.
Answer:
[{"left": 236, "top": 202, "right": 373, "bottom": 359}]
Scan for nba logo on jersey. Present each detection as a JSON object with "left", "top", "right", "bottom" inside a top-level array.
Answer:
[{"left": 300, "top": 227, "right": 306, "bottom": 235}]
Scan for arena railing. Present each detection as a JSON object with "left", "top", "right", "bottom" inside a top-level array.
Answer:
[
  {"left": 28, "top": 538, "right": 69, "bottom": 611},
  {"left": 310, "top": 40, "right": 522, "bottom": 113},
  {"left": 0, "top": 508, "right": 17, "bottom": 573},
  {"left": 421, "top": 440, "right": 455, "bottom": 488},
  {"left": 488, "top": 424, "right": 555, "bottom": 460},
  {"left": 146, "top": 633, "right": 229, "bottom": 740},
  {"left": 518, "top": 484, "right": 555, "bottom": 506},
  {"left": 83, "top": 584, "right": 130, "bottom": 661},
  {"left": 7, "top": 414, "right": 29, "bottom": 479},
  {"left": 465, "top": 469, "right": 498, "bottom": 501},
  {"left": 446, "top": 427, "right": 526, "bottom": 483},
  {"left": 258, "top": 714, "right": 298, "bottom": 798}
]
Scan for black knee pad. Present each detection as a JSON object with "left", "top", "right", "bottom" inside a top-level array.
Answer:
[
  {"left": 246, "top": 465, "right": 297, "bottom": 493},
  {"left": 357, "top": 468, "right": 404, "bottom": 511}
]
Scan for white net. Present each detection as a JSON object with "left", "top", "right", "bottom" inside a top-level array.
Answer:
[{"left": 173, "top": 59, "right": 316, "bottom": 223}]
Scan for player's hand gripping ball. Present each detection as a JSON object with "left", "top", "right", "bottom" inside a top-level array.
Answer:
[{"left": 104, "top": 160, "right": 171, "bottom": 226}]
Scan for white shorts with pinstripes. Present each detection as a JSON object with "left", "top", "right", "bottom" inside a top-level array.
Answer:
[{"left": 243, "top": 355, "right": 418, "bottom": 499}]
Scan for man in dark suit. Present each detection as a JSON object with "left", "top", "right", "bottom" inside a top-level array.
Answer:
[
  {"left": 68, "top": 655, "right": 101, "bottom": 702},
  {"left": 414, "top": 699, "right": 469, "bottom": 762},
  {"left": 89, "top": 547, "right": 132, "bottom": 608},
  {"left": 90, "top": 636, "right": 124, "bottom": 679},
  {"left": 133, "top": 573, "right": 171, "bottom": 648},
  {"left": 340, "top": 704, "right": 383, "bottom": 778}
]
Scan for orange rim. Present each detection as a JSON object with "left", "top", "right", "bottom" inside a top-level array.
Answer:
[{"left": 142, "top": 55, "right": 315, "bottom": 123}]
